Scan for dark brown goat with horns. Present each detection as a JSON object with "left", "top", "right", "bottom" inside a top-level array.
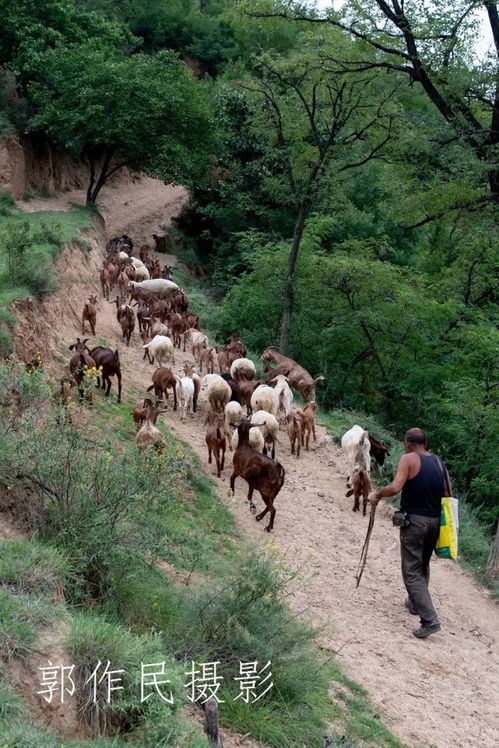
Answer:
[{"left": 230, "top": 419, "right": 285, "bottom": 532}]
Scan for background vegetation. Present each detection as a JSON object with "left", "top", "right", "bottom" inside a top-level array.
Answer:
[{"left": 0, "top": 0, "right": 498, "bottom": 741}]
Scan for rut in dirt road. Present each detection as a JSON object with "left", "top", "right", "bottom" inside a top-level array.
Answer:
[{"left": 18, "top": 176, "right": 499, "bottom": 748}]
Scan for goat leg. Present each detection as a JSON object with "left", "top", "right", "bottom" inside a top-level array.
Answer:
[
  {"left": 247, "top": 485, "right": 256, "bottom": 513},
  {"left": 265, "top": 502, "right": 276, "bottom": 532}
]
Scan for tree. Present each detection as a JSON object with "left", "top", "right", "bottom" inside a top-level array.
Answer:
[
  {"left": 239, "top": 36, "right": 397, "bottom": 351},
  {"left": 27, "top": 46, "right": 213, "bottom": 203},
  {"left": 0, "top": 0, "right": 131, "bottom": 80},
  {"left": 251, "top": 0, "right": 499, "bottom": 211}
]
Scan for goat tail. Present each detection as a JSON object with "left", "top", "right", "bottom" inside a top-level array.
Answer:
[{"left": 313, "top": 375, "right": 325, "bottom": 384}]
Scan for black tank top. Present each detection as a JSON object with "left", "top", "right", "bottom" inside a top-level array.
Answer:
[{"left": 400, "top": 453, "right": 446, "bottom": 518}]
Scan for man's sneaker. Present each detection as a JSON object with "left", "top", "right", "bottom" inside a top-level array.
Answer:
[
  {"left": 413, "top": 623, "right": 441, "bottom": 639},
  {"left": 404, "top": 597, "right": 418, "bottom": 615}
]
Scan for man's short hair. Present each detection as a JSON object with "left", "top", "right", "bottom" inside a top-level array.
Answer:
[{"left": 404, "top": 428, "right": 427, "bottom": 446}]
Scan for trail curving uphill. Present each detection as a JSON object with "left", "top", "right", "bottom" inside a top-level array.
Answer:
[{"left": 16, "top": 175, "right": 499, "bottom": 748}]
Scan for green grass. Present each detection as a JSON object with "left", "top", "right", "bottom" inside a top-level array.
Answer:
[
  {"left": 0, "top": 540, "right": 71, "bottom": 596},
  {"left": 0, "top": 196, "right": 92, "bottom": 353},
  {"left": 0, "top": 589, "right": 63, "bottom": 662}
]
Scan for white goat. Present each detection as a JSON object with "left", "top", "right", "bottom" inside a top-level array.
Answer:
[
  {"left": 142, "top": 334, "right": 175, "bottom": 368},
  {"left": 230, "top": 357, "right": 256, "bottom": 381},
  {"left": 134, "top": 265, "right": 150, "bottom": 281},
  {"left": 250, "top": 410, "right": 279, "bottom": 460},
  {"left": 231, "top": 426, "right": 265, "bottom": 453},
  {"left": 270, "top": 374, "right": 294, "bottom": 427},
  {"left": 250, "top": 384, "right": 279, "bottom": 416},
  {"left": 175, "top": 376, "right": 195, "bottom": 422},
  {"left": 224, "top": 401, "right": 244, "bottom": 448},
  {"left": 341, "top": 425, "right": 371, "bottom": 486},
  {"left": 201, "top": 374, "right": 232, "bottom": 414},
  {"left": 128, "top": 279, "right": 179, "bottom": 300}
]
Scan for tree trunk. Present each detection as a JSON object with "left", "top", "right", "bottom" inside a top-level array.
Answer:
[
  {"left": 86, "top": 154, "right": 96, "bottom": 205},
  {"left": 86, "top": 148, "right": 114, "bottom": 205},
  {"left": 487, "top": 520, "right": 499, "bottom": 579},
  {"left": 278, "top": 201, "right": 308, "bottom": 353}
]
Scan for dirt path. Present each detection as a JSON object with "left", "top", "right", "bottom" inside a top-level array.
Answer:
[{"left": 17, "top": 176, "right": 499, "bottom": 748}]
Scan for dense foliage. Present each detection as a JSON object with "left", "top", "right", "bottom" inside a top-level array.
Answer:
[
  {"left": 0, "top": 1, "right": 497, "bottom": 525},
  {"left": 175, "top": 2, "right": 499, "bottom": 528}
]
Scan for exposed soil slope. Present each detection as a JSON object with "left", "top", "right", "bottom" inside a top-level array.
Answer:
[{"left": 13, "top": 175, "right": 499, "bottom": 748}]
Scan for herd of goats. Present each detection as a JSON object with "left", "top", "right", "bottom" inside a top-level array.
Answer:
[{"left": 57, "top": 234, "right": 390, "bottom": 532}]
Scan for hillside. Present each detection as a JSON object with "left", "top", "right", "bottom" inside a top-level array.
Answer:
[{"left": 4, "top": 174, "right": 498, "bottom": 748}]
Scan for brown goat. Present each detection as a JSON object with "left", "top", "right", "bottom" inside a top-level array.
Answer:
[
  {"left": 150, "top": 258, "right": 162, "bottom": 279},
  {"left": 89, "top": 346, "right": 122, "bottom": 403},
  {"left": 186, "top": 313, "right": 200, "bottom": 330},
  {"left": 150, "top": 299, "right": 170, "bottom": 322},
  {"left": 230, "top": 420, "right": 285, "bottom": 532},
  {"left": 296, "top": 401, "right": 317, "bottom": 450},
  {"left": 100, "top": 266, "right": 111, "bottom": 300},
  {"left": 237, "top": 377, "right": 262, "bottom": 416},
  {"left": 199, "top": 346, "right": 216, "bottom": 374},
  {"left": 152, "top": 233, "right": 166, "bottom": 251},
  {"left": 205, "top": 412, "right": 226, "bottom": 477},
  {"left": 82, "top": 295, "right": 98, "bottom": 336},
  {"left": 173, "top": 289, "right": 189, "bottom": 314},
  {"left": 117, "top": 269, "right": 129, "bottom": 299},
  {"left": 162, "top": 264, "right": 174, "bottom": 280},
  {"left": 168, "top": 313, "right": 185, "bottom": 348},
  {"left": 110, "top": 296, "right": 127, "bottom": 322},
  {"left": 287, "top": 411, "right": 302, "bottom": 457},
  {"left": 135, "top": 299, "right": 151, "bottom": 334},
  {"left": 346, "top": 469, "right": 372, "bottom": 516},
  {"left": 139, "top": 244, "right": 152, "bottom": 262},
  {"left": 119, "top": 305, "right": 135, "bottom": 346},
  {"left": 226, "top": 334, "right": 247, "bottom": 358},
  {"left": 260, "top": 347, "right": 325, "bottom": 401},
  {"left": 140, "top": 332, "right": 155, "bottom": 364},
  {"left": 147, "top": 367, "right": 178, "bottom": 410},
  {"left": 69, "top": 338, "right": 96, "bottom": 402}
]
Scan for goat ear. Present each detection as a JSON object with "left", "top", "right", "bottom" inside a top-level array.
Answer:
[
  {"left": 69, "top": 344, "right": 75, "bottom": 350},
  {"left": 346, "top": 489, "right": 353, "bottom": 497}
]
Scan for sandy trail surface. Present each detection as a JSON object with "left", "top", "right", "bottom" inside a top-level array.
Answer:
[{"left": 15, "top": 175, "right": 499, "bottom": 748}]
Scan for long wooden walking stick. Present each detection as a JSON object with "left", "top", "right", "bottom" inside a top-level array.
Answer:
[{"left": 355, "top": 503, "right": 377, "bottom": 587}]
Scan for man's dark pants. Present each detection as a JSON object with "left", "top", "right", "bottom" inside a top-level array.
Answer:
[{"left": 400, "top": 514, "right": 440, "bottom": 626}]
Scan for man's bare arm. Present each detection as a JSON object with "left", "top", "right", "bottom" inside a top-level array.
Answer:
[{"left": 370, "top": 454, "right": 412, "bottom": 505}]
